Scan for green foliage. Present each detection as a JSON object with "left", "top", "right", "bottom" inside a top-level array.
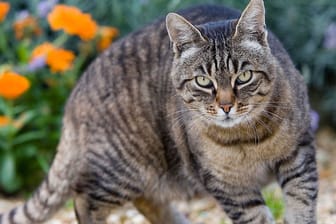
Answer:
[
  {"left": 263, "top": 0, "right": 336, "bottom": 126},
  {"left": 0, "top": 98, "right": 50, "bottom": 193},
  {"left": 0, "top": 0, "right": 110, "bottom": 194},
  {"left": 0, "top": 0, "right": 335, "bottom": 194},
  {"left": 263, "top": 189, "right": 285, "bottom": 220}
]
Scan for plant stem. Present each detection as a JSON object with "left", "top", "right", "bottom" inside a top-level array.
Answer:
[
  {"left": 0, "top": 26, "right": 6, "bottom": 53},
  {"left": 69, "top": 52, "right": 87, "bottom": 85},
  {"left": 4, "top": 100, "right": 14, "bottom": 152},
  {"left": 54, "top": 32, "right": 69, "bottom": 47}
]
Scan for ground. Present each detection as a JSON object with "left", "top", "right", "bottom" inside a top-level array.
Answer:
[{"left": 0, "top": 128, "right": 335, "bottom": 224}]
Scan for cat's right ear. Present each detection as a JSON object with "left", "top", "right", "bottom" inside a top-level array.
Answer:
[{"left": 166, "top": 13, "right": 207, "bottom": 55}]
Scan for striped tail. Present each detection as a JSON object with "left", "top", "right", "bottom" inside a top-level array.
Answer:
[
  {"left": 0, "top": 119, "right": 79, "bottom": 224},
  {"left": 0, "top": 166, "right": 72, "bottom": 224}
]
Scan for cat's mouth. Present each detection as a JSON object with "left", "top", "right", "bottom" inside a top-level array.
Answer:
[
  {"left": 200, "top": 106, "right": 250, "bottom": 128},
  {"left": 224, "top": 115, "right": 232, "bottom": 120},
  {"left": 221, "top": 115, "right": 243, "bottom": 126},
  {"left": 205, "top": 113, "right": 246, "bottom": 128}
]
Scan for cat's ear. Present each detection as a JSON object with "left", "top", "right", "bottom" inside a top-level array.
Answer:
[
  {"left": 166, "top": 13, "right": 207, "bottom": 54},
  {"left": 233, "top": 0, "right": 268, "bottom": 47}
]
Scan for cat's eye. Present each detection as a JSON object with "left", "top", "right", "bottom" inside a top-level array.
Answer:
[
  {"left": 195, "top": 76, "right": 213, "bottom": 88},
  {"left": 236, "top": 71, "right": 253, "bottom": 85}
]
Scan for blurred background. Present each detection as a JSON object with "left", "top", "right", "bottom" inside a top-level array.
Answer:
[{"left": 0, "top": 0, "right": 335, "bottom": 196}]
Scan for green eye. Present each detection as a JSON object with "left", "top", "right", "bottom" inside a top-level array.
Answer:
[
  {"left": 195, "top": 76, "right": 213, "bottom": 88},
  {"left": 236, "top": 71, "right": 253, "bottom": 85}
]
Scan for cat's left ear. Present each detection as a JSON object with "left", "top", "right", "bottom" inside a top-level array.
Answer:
[
  {"left": 233, "top": 0, "right": 268, "bottom": 47},
  {"left": 166, "top": 13, "right": 207, "bottom": 54}
]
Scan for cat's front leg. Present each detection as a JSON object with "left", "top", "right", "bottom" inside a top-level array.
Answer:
[
  {"left": 275, "top": 142, "right": 318, "bottom": 224},
  {"left": 204, "top": 175, "right": 275, "bottom": 224}
]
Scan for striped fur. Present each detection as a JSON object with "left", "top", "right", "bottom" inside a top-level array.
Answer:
[{"left": 0, "top": 0, "right": 317, "bottom": 223}]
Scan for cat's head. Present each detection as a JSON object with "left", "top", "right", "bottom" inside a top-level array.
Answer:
[{"left": 166, "top": 0, "right": 280, "bottom": 128}]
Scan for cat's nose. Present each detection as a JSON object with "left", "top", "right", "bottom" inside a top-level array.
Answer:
[
  {"left": 216, "top": 89, "right": 235, "bottom": 114},
  {"left": 220, "top": 103, "right": 233, "bottom": 114}
]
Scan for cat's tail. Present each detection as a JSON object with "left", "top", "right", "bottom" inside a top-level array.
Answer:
[
  {"left": 0, "top": 118, "right": 80, "bottom": 224},
  {"left": 0, "top": 171, "right": 71, "bottom": 224}
]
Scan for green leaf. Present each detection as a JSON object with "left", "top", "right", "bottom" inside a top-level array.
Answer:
[
  {"left": 13, "top": 105, "right": 27, "bottom": 114},
  {"left": 18, "top": 145, "right": 37, "bottom": 158},
  {"left": 13, "top": 131, "right": 45, "bottom": 146},
  {"left": 37, "top": 154, "right": 50, "bottom": 173},
  {"left": 0, "top": 140, "right": 6, "bottom": 151},
  {"left": 0, "top": 98, "right": 7, "bottom": 114},
  {"left": 0, "top": 125, "right": 16, "bottom": 141},
  {"left": 11, "top": 110, "right": 38, "bottom": 134},
  {"left": 16, "top": 40, "right": 30, "bottom": 63},
  {"left": 263, "top": 189, "right": 284, "bottom": 220},
  {"left": 20, "top": 110, "right": 38, "bottom": 124},
  {"left": 0, "top": 153, "right": 21, "bottom": 193},
  {"left": 65, "top": 200, "right": 74, "bottom": 209}
]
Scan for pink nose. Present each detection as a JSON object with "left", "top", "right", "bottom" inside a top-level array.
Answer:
[{"left": 220, "top": 104, "right": 233, "bottom": 113}]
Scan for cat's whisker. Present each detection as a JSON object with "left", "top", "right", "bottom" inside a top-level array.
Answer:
[
  {"left": 260, "top": 109, "right": 284, "bottom": 121},
  {"left": 255, "top": 117, "right": 273, "bottom": 135},
  {"left": 171, "top": 113, "right": 203, "bottom": 140},
  {"left": 173, "top": 115, "right": 203, "bottom": 150},
  {"left": 171, "top": 115, "right": 187, "bottom": 130},
  {"left": 166, "top": 108, "right": 199, "bottom": 118},
  {"left": 244, "top": 115, "right": 259, "bottom": 145},
  {"left": 252, "top": 122, "right": 260, "bottom": 145},
  {"left": 246, "top": 111, "right": 274, "bottom": 135},
  {"left": 251, "top": 101, "right": 289, "bottom": 105},
  {"left": 170, "top": 109, "right": 215, "bottom": 134},
  {"left": 249, "top": 102, "right": 291, "bottom": 109}
]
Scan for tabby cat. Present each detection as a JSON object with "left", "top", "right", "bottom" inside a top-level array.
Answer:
[{"left": 0, "top": 0, "right": 318, "bottom": 223}]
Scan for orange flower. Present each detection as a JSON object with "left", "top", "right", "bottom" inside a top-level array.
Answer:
[
  {"left": 97, "top": 26, "right": 119, "bottom": 51},
  {"left": 0, "top": 2, "right": 10, "bottom": 22},
  {"left": 0, "top": 71, "right": 30, "bottom": 100},
  {"left": 46, "top": 48, "right": 75, "bottom": 72},
  {"left": 48, "top": 4, "right": 98, "bottom": 41},
  {"left": 0, "top": 115, "right": 10, "bottom": 127},
  {"left": 31, "top": 43, "right": 75, "bottom": 73},
  {"left": 13, "top": 15, "right": 42, "bottom": 40},
  {"left": 31, "top": 42, "right": 55, "bottom": 60}
]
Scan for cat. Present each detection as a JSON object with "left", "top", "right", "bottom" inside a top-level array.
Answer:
[{"left": 0, "top": 0, "right": 318, "bottom": 223}]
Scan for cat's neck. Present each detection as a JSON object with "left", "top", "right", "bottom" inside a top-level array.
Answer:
[{"left": 203, "top": 117, "right": 281, "bottom": 146}]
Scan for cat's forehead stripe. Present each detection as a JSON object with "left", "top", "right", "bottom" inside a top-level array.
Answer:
[
  {"left": 225, "top": 54, "right": 232, "bottom": 74},
  {"left": 214, "top": 39, "right": 221, "bottom": 72},
  {"left": 211, "top": 61, "right": 217, "bottom": 75},
  {"left": 211, "top": 38, "right": 239, "bottom": 75},
  {"left": 201, "top": 63, "right": 210, "bottom": 76},
  {"left": 228, "top": 58, "right": 235, "bottom": 74}
]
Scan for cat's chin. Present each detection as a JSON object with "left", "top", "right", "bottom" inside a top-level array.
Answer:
[
  {"left": 212, "top": 116, "right": 245, "bottom": 128},
  {"left": 200, "top": 111, "right": 246, "bottom": 128}
]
